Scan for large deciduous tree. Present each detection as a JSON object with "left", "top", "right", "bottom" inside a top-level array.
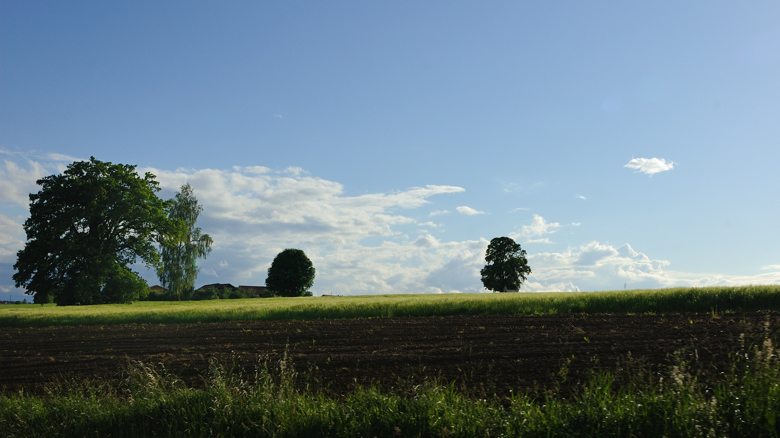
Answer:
[
  {"left": 158, "top": 183, "right": 213, "bottom": 299},
  {"left": 13, "top": 158, "right": 173, "bottom": 305},
  {"left": 480, "top": 237, "right": 531, "bottom": 292},
  {"left": 265, "top": 249, "right": 315, "bottom": 297}
]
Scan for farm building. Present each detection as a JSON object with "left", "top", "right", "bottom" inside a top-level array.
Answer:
[{"left": 196, "top": 283, "right": 237, "bottom": 292}]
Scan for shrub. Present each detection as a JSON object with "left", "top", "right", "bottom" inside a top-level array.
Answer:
[{"left": 191, "top": 287, "right": 219, "bottom": 301}]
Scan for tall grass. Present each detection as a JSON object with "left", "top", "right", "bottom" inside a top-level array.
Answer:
[
  {"left": 2, "top": 337, "right": 779, "bottom": 437},
  {"left": 1, "top": 285, "right": 779, "bottom": 328}
]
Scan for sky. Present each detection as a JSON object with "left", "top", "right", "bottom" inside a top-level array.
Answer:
[{"left": 1, "top": 1, "right": 779, "bottom": 299}]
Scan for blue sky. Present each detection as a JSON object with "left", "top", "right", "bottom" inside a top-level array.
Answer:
[{"left": 1, "top": 1, "right": 779, "bottom": 299}]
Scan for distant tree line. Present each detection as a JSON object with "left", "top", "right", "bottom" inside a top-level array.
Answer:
[{"left": 143, "top": 286, "right": 269, "bottom": 302}]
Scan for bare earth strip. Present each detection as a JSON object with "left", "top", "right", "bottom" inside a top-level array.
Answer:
[{"left": 1, "top": 312, "right": 778, "bottom": 397}]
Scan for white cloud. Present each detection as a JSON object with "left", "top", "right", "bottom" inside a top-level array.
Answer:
[
  {"left": 761, "top": 264, "right": 780, "bottom": 271},
  {"left": 430, "top": 210, "right": 450, "bottom": 216},
  {"left": 662, "top": 270, "right": 780, "bottom": 287},
  {"left": 44, "top": 152, "right": 83, "bottom": 163},
  {"left": 522, "top": 242, "right": 780, "bottom": 291},
  {"left": 508, "top": 207, "right": 529, "bottom": 213},
  {"left": 413, "top": 234, "right": 439, "bottom": 248},
  {"left": 528, "top": 242, "right": 672, "bottom": 290},
  {"left": 201, "top": 268, "right": 217, "bottom": 277},
  {"left": 624, "top": 157, "right": 675, "bottom": 175},
  {"left": 0, "top": 214, "right": 25, "bottom": 263},
  {"left": 308, "top": 238, "right": 489, "bottom": 295},
  {"left": 456, "top": 206, "right": 485, "bottom": 215},
  {"left": 522, "top": 281, "right": 581, "bottom": 292},
  {"left": 577, "top": 195, "right": 587, "bottom": 200},
  {"left": 510, "top": 214, "right": 562, "bottom": 244},
  {"left": 0, "top": 149, "right": 86, "bottom": 209},
  {"left": 0, "top": 147, "right": 82, "bottom": 165},
  {"left": 0, "top": 159, "right": 51, "bottom": 207},
  {"left": 235, "top": 165, "right": 272, "bottom": 175},
  {"left": 284, "top": 166, "right": 306, "bottom": 176}
]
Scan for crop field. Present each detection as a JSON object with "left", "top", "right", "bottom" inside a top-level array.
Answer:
[
  {"left": 1, "top": 285, "right": 779, "bottom": 327},
  {"left": 2, "top": 286, "right": 780, "bottom": 437}
]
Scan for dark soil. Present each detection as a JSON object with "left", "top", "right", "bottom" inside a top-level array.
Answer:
[{"left": 1, "top": 312, "right": 778, "bottom": 397}]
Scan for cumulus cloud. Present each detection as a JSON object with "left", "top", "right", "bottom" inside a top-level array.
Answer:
[
  {"left": 309, "top": 238, "right": 489, "bottom": 295},
  {"left": 423, "top": 240, "right": 488, "bottom": 293},
  {"left": 510, "top": 214, "right": 562, "bottom": 244},
  {"left": 0, "top": 149, "right": 88, "bottom": 209},
  {"left": 528, "top": 242, "right": 672, "bottom": 290},
  {"left": 456, "top": 206, "right": 485, "bottom": 215},
  {"left": 0, "top": 159, "right": 51, "bottom": 207},
  {"left": 0, "top": 214, "right": 26, "bottom": 263},
  {"left": 624, "top": 157, "right": 675, "bottom": 175},
  {"left": 521, "top": 242, "right": 780, "bottom": 291},
  {"left": 413, "top": 234, "right": 439, "bottom": 248}
]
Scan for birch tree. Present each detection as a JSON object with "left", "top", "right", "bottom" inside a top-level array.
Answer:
[{"left": 158, "top": 184, "right": 213, "bottom": 299}]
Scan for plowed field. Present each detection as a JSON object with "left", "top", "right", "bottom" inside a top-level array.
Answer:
[{"left": 2, "top": 312, "right": 778, "bottom": 397}]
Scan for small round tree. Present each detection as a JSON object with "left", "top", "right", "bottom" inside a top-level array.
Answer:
[
  {"left": 480, "top": 237, "right": 531, "bottom": 292},
  {"left": 265, "top": 249, "right": 315, "bottom": 297}
]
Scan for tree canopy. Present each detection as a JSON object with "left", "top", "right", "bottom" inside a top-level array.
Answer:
[
  {"left": 158, "top": 183, "right": 213, "bottom": 299},
  {"left": 13, "top": 158, "right": 174, "bottom": 305},
  {"left": 265, "top": 249, "right": 315, "bottom": 297},
  {"left": 480, "top": 237, "right": 532, "bottom": 292}
]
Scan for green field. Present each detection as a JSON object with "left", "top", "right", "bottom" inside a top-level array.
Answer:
[
  {"left": 3, "top": 285, "right": 780, "bottom": 436},
  {"left": 1, "top": 285, "right": 779, "bottom": 327}
]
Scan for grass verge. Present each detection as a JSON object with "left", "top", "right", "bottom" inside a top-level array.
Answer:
[
  {"left": 1, "top": 285, "right": 779, "bottom": 328},
  {"left": 2, "top": 338, "right": 779, "bottom": 437}
]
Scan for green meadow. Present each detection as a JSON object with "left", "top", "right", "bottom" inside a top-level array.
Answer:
[{"left": 1, "top": 285, "right": 779, "bottom": 328}]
